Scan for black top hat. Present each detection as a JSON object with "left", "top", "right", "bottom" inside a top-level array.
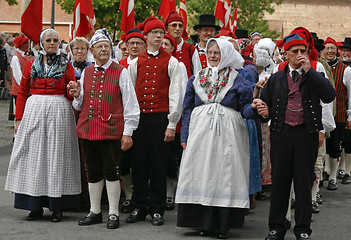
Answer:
[
  {"left": 340, "top": 38, "right": 351, "bottom": 49},
  {"left": 193, "top": 14, "right": 220, "bottom": 31},
  {"left": 235, "top": 28, "right": 249, "bottom": 39},
  {"left": 313, "top": 36, "right": 325, "bottom": 52}
]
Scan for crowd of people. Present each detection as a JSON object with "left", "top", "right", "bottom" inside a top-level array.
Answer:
[{"left": 2, "top": 11, "right": 351, "bottom": 240}]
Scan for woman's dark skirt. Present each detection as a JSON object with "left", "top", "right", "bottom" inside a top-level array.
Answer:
[
  {"left": 14, "top": 193, "right": 80, "bottom": 212},
  {"left": 177, "top": 203, "right": 245, "bottom": 234}
]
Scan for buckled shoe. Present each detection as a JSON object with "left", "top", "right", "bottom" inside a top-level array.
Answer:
[
  {"left": 265, "top": 230, "right": 284, "bottom": 240},
  {"left": 78, "top": 212, "right": 103, "bottom": 226},
  {"left": 151, "top": 213, "right": 164, "bottom": 226},
  {"left": 125, "top": 209, "right": 147, "bottom": 223},
  {"left": 327, "top": 179, "right": 337, "bottom": 190},
  {"left": 296, "top": 232, "right": 310, "bottom": 240},
  {"left": 107, "top": 214, "right": 119, "bottom": 229}
]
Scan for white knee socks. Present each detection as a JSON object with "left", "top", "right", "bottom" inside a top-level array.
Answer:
[
  {"left": 106, "top": 180, "right": 121, "bottom": 216},
  {"left": 122, "top": 174, "right": 133, "bottom": 200},
  {"left": 344, "top": 153, "right": 351, "bottom": 175},
  {"left": 329, "top": 157, "right": 339, "bottom": 181},
  {"left": 89, "top": 180, "right": 104, "bottom": 214}
]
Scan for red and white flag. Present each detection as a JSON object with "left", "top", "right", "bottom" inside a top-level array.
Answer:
[
  {"left": 72, "top": 0, "right": 96, "bottom": 38},
  {"left": 231, "top": 3, "right": 238, "bottom": 32},
  {"left": 21, "top": 0, "right": 42, "bottom": 44},
  {"left": 179, "top": 0, "right": 188, "bottom": 40},
  {"left": 215, "top": 0, "right": 232, "bottom": 31},
  {"left": 158, "top": 0, "right": 176, "bottom": 19},
  {"left": 120, "top": 0, "right": 135, "bottom": 34}
]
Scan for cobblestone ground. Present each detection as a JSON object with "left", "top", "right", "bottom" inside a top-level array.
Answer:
[{"left": 0, "top": 99, "right": 13, "bottom": 146}]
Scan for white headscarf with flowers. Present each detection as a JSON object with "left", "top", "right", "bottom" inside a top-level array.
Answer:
[{"left": 206, "top": 38, "right": 244, "bottom": 80}]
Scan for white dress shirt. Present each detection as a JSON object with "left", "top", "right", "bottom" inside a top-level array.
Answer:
[{"left": 10, "top": 49, "right": 26, "bottom": 85}]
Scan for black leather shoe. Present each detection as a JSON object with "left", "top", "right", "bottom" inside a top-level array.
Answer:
[
  {"left": 107, "top": 214, "right": 119, "bottom": 229},
  {"left": 296, "top": 232, "right": 310, "bottom": 240},
  {"left": 217, "top": 232, "right": 229, "bottom": 239},
  {"left": 165, "top": 196, "right": 175, "bottom": 211},
  {"left": 121, "top": 199, "right": 133, "bottom": 214},
  {"left": 125, "top": 209, "right": 147, "bottom": 223},
  {"left": 265, "top": 230, "right": 284, "bottom": 240},
  {"left": 199, "top": 230, "right": 212, "bottom": 237},
  {"left": 311, "top": 201, "right": 319, "bottom": 214},
  {"left": 151, "top": 213, "right": 164, "bottom": 226},
  {"left": 342, "top": 174, "right": 351, "bottom": 184},
  {"left": 337, "top": 169, "right": 345, "bottom": 179},
  {"left": 327, "top": 179, "right": 337, "bottom": 190},
  {"left": 27, "top": 209, "right": 44, "bottom": 221},
  {"left": 51, "top": 211, "right": 63, "bottom": 222},
  {"left": 78, "top": 212, "right": 102, "bottom": 226}
]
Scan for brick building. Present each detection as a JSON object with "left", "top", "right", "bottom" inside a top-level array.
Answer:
[
  {"left": 0, "top": 0, "right": 73, "bottom": 42},
  {"left": 265, "top": 0, "right": 351, "bottom": 41}
]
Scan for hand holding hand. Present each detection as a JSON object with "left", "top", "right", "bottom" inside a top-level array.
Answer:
[{"left": 67, "top": 80, "right": 81, "bottom": 98}]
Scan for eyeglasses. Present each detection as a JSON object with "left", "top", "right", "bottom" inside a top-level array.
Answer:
[
  {"left": 207, "top": 51, "right": 220, "bottom": 56},
  {"left": 290, "top": 49, "right": 307, "bottom": 54},
  {"left": 72, "top": 47, "right": 87, "bottom": 52},
  {"left": 127, "top": 41, "right": 145, "bottom": 46},
  {"left": 149, "top": 30, "right": 165, "bottom": 36},
  {"left": 93, "top": 44, "right": 111, "bottom": 50},
  {"left": 169, "top": 23, "right": 184, "bottom": 28},
  {"left": 45, "top": 38, "right": 59, "bottom": 43}
]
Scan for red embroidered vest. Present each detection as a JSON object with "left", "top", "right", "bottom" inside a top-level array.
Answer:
[
  {"left": 136, "top": 47, "right": 171, "bottom": 114},
  {"left": 198, "top": 50, "right": 207, "bottom": 69},
  {"left": 10, "top": 51, "right": 29, "bottom": 96},
  {"left": 76, "top": 62, "right": 124, "bottom": 140}
]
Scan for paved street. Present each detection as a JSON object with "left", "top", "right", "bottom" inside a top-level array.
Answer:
[{"left": 0, "top": 99, "right": 350, "bottom": 240}]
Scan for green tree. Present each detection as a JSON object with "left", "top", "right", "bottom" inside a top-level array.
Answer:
[{"left": 187, "top": 0, "right": 283, "bottom": 39}]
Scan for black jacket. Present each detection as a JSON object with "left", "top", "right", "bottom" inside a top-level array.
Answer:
[{"left": 260, "top": 64, "right": 336, "bottom": 134}]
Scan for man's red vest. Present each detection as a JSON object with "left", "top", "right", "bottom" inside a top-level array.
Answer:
[
  {"left": 135, "top": 47, "right": 171, "bottom": 114},
  {"left": 76, "top": 62, "right": 124, "bottom": 140},
  {"left": 10, "top": 51, "right": 29, "bottom": 96},
  {"left": 119, "top": 57, "right": 129, "bottom": 68}
]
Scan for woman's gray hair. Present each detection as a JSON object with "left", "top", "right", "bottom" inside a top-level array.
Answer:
[
  {"left": 40, "top": 29, "right": 60, "bottom": 43},
  {"left": 7, "top": 37, "right": 15, "bottom": 44},
  {"left": 206, "top": 39, "right": 219, "bottom": 52},
  {"left": 69, "top": 37, "right": 89, "bottom": 50}
]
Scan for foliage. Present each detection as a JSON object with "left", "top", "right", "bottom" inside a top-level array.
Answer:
[{"left": 4, "top": 0, "right": 18, "bottom": 6}]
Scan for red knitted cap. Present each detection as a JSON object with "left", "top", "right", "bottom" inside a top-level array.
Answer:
[
  {"left": 137, "top": 16, "right": 165, "bottom": 35},
  {"left": 323, "top": 37, "right": 338, "bottom": 47},
  {"left": 14, "top": 35, "right": 29, "bottom": 48},
  {"left": 164, "top": 11, "right": 183, "bottom": 26}
]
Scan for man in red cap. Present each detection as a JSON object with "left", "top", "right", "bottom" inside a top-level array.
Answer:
[
  {"left": 322, "top": 37, "right": 351, "bottom": 187},
  {"left": 164, "top": 10, "right": 201, "bottom": 78},
  {"left": 259, "top": 33, "right": 336, "bottom": 240},
  {"left": 120, "top": 29, "right": 146, "bottom": 69},
  {"left": 9, "top": 35, "right": 30, "bottom": 117},
  {"left": 126, "top": 16, "right": 182, "bottom": 226}
]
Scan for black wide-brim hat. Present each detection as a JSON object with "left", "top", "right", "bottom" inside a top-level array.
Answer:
[
  {"left": 193, "top": 14, "right": 220, "bottom": 31},
  {"left": 340, "top": 37, "right": 351, "bottom": 49},
  {"left": 235, "top": 28, "right": 249, "bottom": 39},
  {"left": 190, "top": 33, "right": 199, "bottom": 43}
]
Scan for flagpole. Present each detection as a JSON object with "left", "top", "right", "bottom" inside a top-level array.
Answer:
[
  {"left": 51, "top": 0, "right": 55, "bottom": 28},
  {"left": 112, "top": 9, "right": 121, "bottom": 44}
]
